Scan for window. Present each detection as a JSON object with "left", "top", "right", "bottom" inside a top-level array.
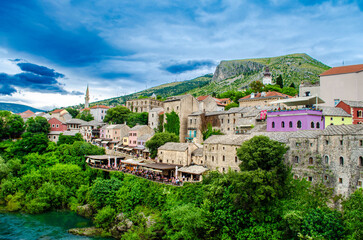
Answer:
[
  {"left": 330, "top": 117, "right": 333, "bottom": 121},
  {"left": 358, "top": 181, "right": 362, "bottom": 187},
  {"left": 212, "top": 156, "right": 214, "bottom": 162},
  {"left": 339, "top": 178, "right": 343, "bottom": 184},
  {"left": 235, "top": 156, "right": 238, "bottom": 163},
  {"left": 294, "top": 156, "right": 299, "bottom": 163},
  {"left": 56, "top": 124, "right": 59, "bottom": 128},
  {"left": 289, "top": 121, "right": 293, "bottom": 128},
  {"left": 360, "top": 140, "right": 363, "bottom": 146},
  {"left": 340, "top": 140, "right": 343, "bottom": 145},
  {"left": 190, "top": 119, "right": 192, "bottom": 124},
  {"left": 223, "top": 168, "right": 225, "bottom": 172},
  {"left": 281, "top": 121, "right": 285, "bottom": 128},
  {"left": 311, "top": 121, "right": 315, "bottom": 128},
  {"left": 310, "top": 142, "right": 313, "bottom": 147},
  {"left": 228, "top": 119, "right": 230, "bottom": 124},
  {"left": 297, "top": 120, "right": 302, "bottom": 129},
  {"left": 324, "top": 175, "right": 328, "bottom": 181},
  {"left": 342, "top": 118, "right": 344, "bottom": 121},
  {"left": 309, "top": 157, "right": 314, "bottom": 164},
  {"left": 359, "top": 156, "right": 363, "bottom": 166},
  {"left": 325, "top": 140, "right": 329, "bottom": 145},
  {"left": 272, "top": 121, "right": 275, "bottom": 128},
  {"left": 339, "top": 157, "right": 344, "bottom": 166},
  {"left": 325, "top": 155, "right": 329, "bottom": 164},
  {"left": 223, "top": 156, "right": 225, "bottom": 161},
  {"left": 52, "top": 124, "right": 55, "bottom": 128},
  {"left": 358, "top": 110, "right": 363, "bottom": 118},
  {"left": 316, "top": 122, "right": 320, "bottom": 128},
  {"left": 308, "top": 176, "right": 313, "bottom": 182},
  {"left": 205, "top": 155, "right": 207, "bottom": 161},
  {"left": 176, "top": 106, "right": 179, "bottom": 110}
]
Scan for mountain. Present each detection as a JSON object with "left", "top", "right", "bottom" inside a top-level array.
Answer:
[
  {"left": 0, "top": 102, "right": 45, "bottom": 113},
  {"left": 89, "top": 53, "right": 330, "bottom": 106},
  {"left": 92, "top": 74, "right": 212, "bottom": 106},
  {"left": 188, "top": 53, "right": 330, "bottom": 96}
]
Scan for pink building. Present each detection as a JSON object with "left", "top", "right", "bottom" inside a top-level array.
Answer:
[
  {"left": 128, "top": 125, "right": 154, "bottom": 148},
  {"left": 48, "top": 118, "right": 67, "bottom": 132}
]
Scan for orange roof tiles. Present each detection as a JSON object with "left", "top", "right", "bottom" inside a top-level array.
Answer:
[
  {"left": 320, "top": 64, "right": 363, "bottom": 76},
  {"left": 52, "top": 109, "right": 63, "bottom": 113},
  {"left": 90, "top": 105, "right": 110, "bottom": 109},
  {"left": 197, "top": 96, "right": 209, "bottom": 101}
]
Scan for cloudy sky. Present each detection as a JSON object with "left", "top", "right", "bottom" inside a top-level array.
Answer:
[{"left": 0, "top": 0, "right": 362, "bottom": 110}]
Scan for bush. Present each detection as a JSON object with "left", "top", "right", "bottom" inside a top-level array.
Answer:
[{"left": 94, "top": 206, "right": 116, "bottom": 229}]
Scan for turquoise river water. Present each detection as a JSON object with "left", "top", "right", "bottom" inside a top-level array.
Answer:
[{"left": 0, "top": 211, "right": 110, "bottom": 240}]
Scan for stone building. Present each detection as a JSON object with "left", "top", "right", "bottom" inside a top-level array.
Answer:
[
  {"left": 320, "top": 64, "right": 363, "bottom": 107},
  {"left": 299, "top": 82, "right": 320, "bottom": 97},
  {"left": 197, "top": 95, "right": 227, "bottom": 112},
  {"left": 148, "top": 107, "right": 164, "bottom": 130},
  {"left": 238, "top": 91, "right": 292, "bottom": 108},
  {"left": 126, "top": 98, "right": 163, "bottom": 113},
  {"left": 286, "top": 125, "right": 363, "bottom": 197},
  {"left": 163, "top": 95, "right": 199, "bottom": 142},
  {"left": 157, "top": 142, "right": 200, "bottom": 166},
  {"left": 80, "top": 120, "right": 105, "bottom": 142},
  {"left": 66, "top": 118, "right": 86, "bottom": 132},
  {"left": 336, "top": 100, "right": 363, "bottom": 124}
]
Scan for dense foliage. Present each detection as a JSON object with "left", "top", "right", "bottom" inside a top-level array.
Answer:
[
  {"left": 126, "top": 112, "right": 148, "bottom": 128},
  {"left": 65, "top": 108, "right": 80, "bottom": 118},
  {"left": 25, "top": 116, "right": 50, "bottom": 134},
  {"left": 76, "top": 110, "right": 94, "bottom": 122},
  {"left": 202, "top": 123, "right": 224, "bottom": 140},
  {"left": 103, "top": 106, "right": 131, "bottom": 124},
  {"left": 0, "top": 135, "right": 360, "bottom": 240},
  {"left": 164, "top": 111, "right": 180, "bottom": 136},
  {"left": 145, "top": 132, "right": 179, "bottom": 158},
  {"left": 0, "top": 111, "right": 25, "bottom": 139}
]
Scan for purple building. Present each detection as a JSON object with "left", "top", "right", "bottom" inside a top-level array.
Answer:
[{"left": 267, "top": 109, "right": 325, "bottom": 132}]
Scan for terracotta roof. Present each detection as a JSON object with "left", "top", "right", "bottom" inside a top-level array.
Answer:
[
  {"left": 90, "top": 105, "right": 110, "bottom": 109},
  {"left": 19, "top": 110, "right": 35, "bottom": 118},
  {"left": 239, "top": 91, "right": 292, "bottom": 101},
  {"left": 52, "top": 109, "right": 63, "bottom": 113},
  {"left": 216, "top": 98, "right": 231, "bottom": 101},
  {"left": 320, "top": 64, "right": 363, "bottom": 76},
  {"left": 197, "top": 95, "right": 209, "bottom": 101}
]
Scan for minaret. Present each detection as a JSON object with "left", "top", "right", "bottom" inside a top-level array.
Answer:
[
  {"left": 262, "top": 66, "right": 272, "bottom": 85},
  {"left": 85, "top": 85, "right": 90, "bottom": 108}
]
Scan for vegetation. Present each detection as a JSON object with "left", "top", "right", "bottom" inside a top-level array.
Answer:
[
  {"left": 164, "top": 111, "right": 180, "bottom": 136},
  {"left": 76, "top": 110, "right": 94, "bottom": 122},
  {"left": 145, "top": 132, "right": 179, "bottom": 158},
  {"left": 103, "top": 106, "right": 131, "bottom": 124},
  {"left": 249, "top": 80, "right": 264, "bottom": 92},
  {"left": 65, "top": 108, "right": 80, "bottom": 118},
  {"left": 0, "top": 110, "right": 25, "bottom": 139},
  {"left": 126, "top": 112, "right": 148, "bottom": 128},
  {"left": 202, "top": 123, "right": 223, "bottom": 140},
  {"left": 0, "top": 130, "right": 360, "bottom": 239},
  {"left": 25, "top": 116, "right": 50, "bottom": 135},
  {"left": 224, "top": 102, "right": 239, "bottom": 110}
]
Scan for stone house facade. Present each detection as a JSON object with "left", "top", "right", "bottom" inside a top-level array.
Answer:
[
  {"left": 299, "top": 82, "right": 320, "bottom": 97},
  {"left": 163, "top": 95, "right": 199, "bottom": 142},
  {"left": 157, "top": 142, "right": 200, "bottom": 166},
  {"left": 66, "top": 118, "right": 86, "bottom": 132},
  {"left": 126, "top": 98, "right": 163, "bottom": 113},
  {"left": 148, "top": 107, "right": 164, "bottom": 130},
  {"left": 238, "top": 91, "right": 292, "bottom": 108},
  {"left": 197, "top": 95, "right": 226, "bottom": 112},
  {"left": 336, "top": 100, "right": 363, "bottom": 124}
]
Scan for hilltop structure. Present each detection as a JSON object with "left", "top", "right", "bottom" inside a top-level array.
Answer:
[
  {"left": 85, "top": 85, "right": 90, "bottom": 109},
  {"left": 262, "top": 66, "right": 272, "bottom": 85}
]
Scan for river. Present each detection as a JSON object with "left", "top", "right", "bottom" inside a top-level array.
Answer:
[{"left": 0, "top": 211, "right": 110, "bottom": 240}]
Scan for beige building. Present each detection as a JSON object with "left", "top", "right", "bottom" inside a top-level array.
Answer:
[
  {"left": 163, "top": 95, "right": 199, "bottom": 142},
  {"left": 126, "top": 98, "right": 163, "bottom": 113},
  {"left": 197, "top": 95, "right": 226, "bottom": 112},
  {"left": 238, "top": 91, "right": 292, "bottom": 108},
  {"left": 299, "top": 82, "right": 320, "bottom": 97},
  {"left": 104, "top": 124, "right": 130, "bottom": 142},
  {"left": 66, "top": 118, "right": 86, "bottom": 132},
  {"left": 148, "top": 107, "right": 164, "bottom": 130},
  {"left": 320, "top": 64, "right": 363, "bottom": 107},
  {"left": 157, "top": 142, "right": 200, "bottom": 166}
]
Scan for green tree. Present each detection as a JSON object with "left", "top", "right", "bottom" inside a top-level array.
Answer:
[
  {"left": 249, "top": 80, "right": 264, "bottom": 92},
  {"left": 2, "top": 113, "right": 25, "bottom": 139},
  {"left": 76, "top": 110, "right": 94, "bottom": 122},
  {"left": 90, "top": 178, "right": 123, "bottom": 208},
  {"left": 65, "top": 108, "right": 79, "bottom": 118},
  {"left": 157, "top": 113, "right": 164, "bottom": 133},
  {"left": 11, "top": 132, "right": 49, "bottom": 156},
  {"left": 127, "top": 112, "right": 148, "bottom": 128},
  {"left": 263, "top": 84, "right": 282, "bottom": 93},
  {"left": 25, "top": 116, "right": 50, "bottom": 134},
  {"left": 164, "top": 111, "right": 180, "bottom": 136},
  {"left": 276, "top": 75, "right": 283, "bottom": 88},
  {"left": 57, "top": 133, "right": 83, "bottom": 145},
  {"left": 202, "top": 123, "right": 223, "bottom": 140},
  {"left": 224, "top": 102, "right": 239, "bottom": 111},
  {"left": 145, "top": 132, "right": 179, "bottom": 158},
  {"left": 342, "top": 189, "right": 363, "bottom": 239},
  {"left": 282, "top": 87, "right": 298, "bottom": 97},
  {"left": 103, "top": 105, "right": 131, "bottom": 124}
]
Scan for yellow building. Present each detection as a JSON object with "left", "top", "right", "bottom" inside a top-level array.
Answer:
[
  {"left": 321, "top": 106, "right": 352, "bottom": 128},
  {"left": 122, "top": 136, "right": 129, "bottom": 146}
]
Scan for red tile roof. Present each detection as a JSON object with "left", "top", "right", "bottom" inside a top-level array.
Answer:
[
  {"left": 320, "top": 64, "right": 363, "bottom": 76},
  {"left": 19, "top": 110, "right": 35, "bottom": 118},
  {"left": 52, "top": 109, "right": 63, "bottom": 113},
  {"left": 90, "top": 105, "right": 110, "bottom": 109},
  {"left": 197, "top": 96, "right": 209, "bottom": 101},
  {"left": 239, "top": 91, "right": 292, "bottom": 101}
]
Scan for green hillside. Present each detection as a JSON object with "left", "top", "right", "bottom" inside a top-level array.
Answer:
[
  {"left": 0, "top": 102, "right": 45, "bottom": 113},
  {"left": 188, "top": 53, "right": 330, "bottom": 96},
  {"left": 92, "top": 74, "right": 212, "bottom": 106}
]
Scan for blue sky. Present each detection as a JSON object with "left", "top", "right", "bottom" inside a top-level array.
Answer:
[{"left": 0, "top": 0, "right": 362, "bottom": 109}]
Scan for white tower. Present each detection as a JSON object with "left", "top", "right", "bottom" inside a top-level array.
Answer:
[
  {"left": 262, "top": 66, "right": 272, "bottom": 85},
  {"left": 85, "top": 85, "right": 90, "bottom": 108}
]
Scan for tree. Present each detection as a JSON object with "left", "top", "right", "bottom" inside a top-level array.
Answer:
[
  {"left": 58, "top": 133, "right": 83, "bottom": 145},
  {"left": 11, "top": 132, "right": 49, "bottom": 156},
  {"left": 202, "top": 123, "right": 223, "bottom": 140},
  {"left": 6, "top": 114, "right": 25, "bottom": 139},
  {"left": 342, "top": 189, "right": 363, "bottom": 239},
  {"left": 263, "top": 84, "right": 282, "bottom": 93},
  {"left": 26, "top": 116, "right": 50, "bottom": 134},
  {"left": 103, "top": 106, "right": 131, "bottom": 124},
  {"left": 65, "top": 108, "right": 79, "bottom": 118},
  {"left": 224, "top": 102, "right": 239, "bottom": 111},
  {"left": 282, "top": 87, "right": 298, "bottom": 97},
  {"left": 237, "top": 135, "right": 289, "bottom": 184},
  {"left": 289, "top": 82, "right": 296, "bottom": 89},
  {"left": 145, "top": 132, "right": 179, "bottom": 158},
  {"left": 249, "top": 81, "right": 264, "bottom": 92},
  {"left": 164, "top": 111, "right": 180, "bottom": 136},
  {"left": 127, "top": 112, "right": 148, "bottom": 128},
  {"left": 76, "top": 110, "right": 94, "bottom": 122},
  {"left": 276, "top": 75, "right": 283, "bottom": 88}
]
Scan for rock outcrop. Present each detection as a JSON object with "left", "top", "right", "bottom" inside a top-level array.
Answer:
[
  {"left": 76, "top": 204, "right": 93, "bottom": 218},
  {"left": 68, "top": 227, "right": 103, "bottom": 237},
  {"left": 110, "top": 213, "right": 134, "bottom": 239},
  {"left": 212, "top": 60, "right": 264, "bottom": 82}
]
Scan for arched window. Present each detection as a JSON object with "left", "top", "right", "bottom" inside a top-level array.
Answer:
[
  {"left": 297, "top": 120, "right": 302, "bottom": 129},
  {"left": 311, "top": 121, "right": 315, "bottom": 128},
  {"left": 339, "top": 157, "right": 344, "bottom": 166},
  {"left": 359, "top": 156, "right": 363, "bottom": 166},
  {"left": 316, "top": 122, "right": 320, "bottom": 128},
  {"left": 272, "top": 122, "right": 275, "bottom": 128},
  {"left": 281, "top": 121, "right": 285, "bottom": 128},
  {"left": 325, "top": 155, "right": 329, "bottom": 164},
  {"left": 289, "top": 121, "right": 293, "bottom": 128},
  {"left": 294, "top": 156, "right": 299, "bottom": 163},
  {"left": 357, "top": 110, "right": 362, "bottom": 118},
  {"left": 309, "top": 157, "right": 314, "bottom": 164}
]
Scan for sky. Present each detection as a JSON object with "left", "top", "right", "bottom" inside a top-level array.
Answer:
[{"left": 0, "top": 0, "right": 362, "bottom": 110}]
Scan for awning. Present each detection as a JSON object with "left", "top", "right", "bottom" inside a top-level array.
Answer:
[
  {"left": 178, "top": 165, "right": 209, "bottom": 175},
  {"left": 123, "top": 147, "right": 133, "bottom": 151},
  {"left": 95, "top": 139, "right": 102, "bottom": 142},
  {"left": 134, "top": 146, "right": 145, "bottom": 150},
  {"left": 270, "top": 96, "right": 325, "bottom": 106},
  {"left": 101, "top": 141, "right": 109, "bottom": 144}
]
